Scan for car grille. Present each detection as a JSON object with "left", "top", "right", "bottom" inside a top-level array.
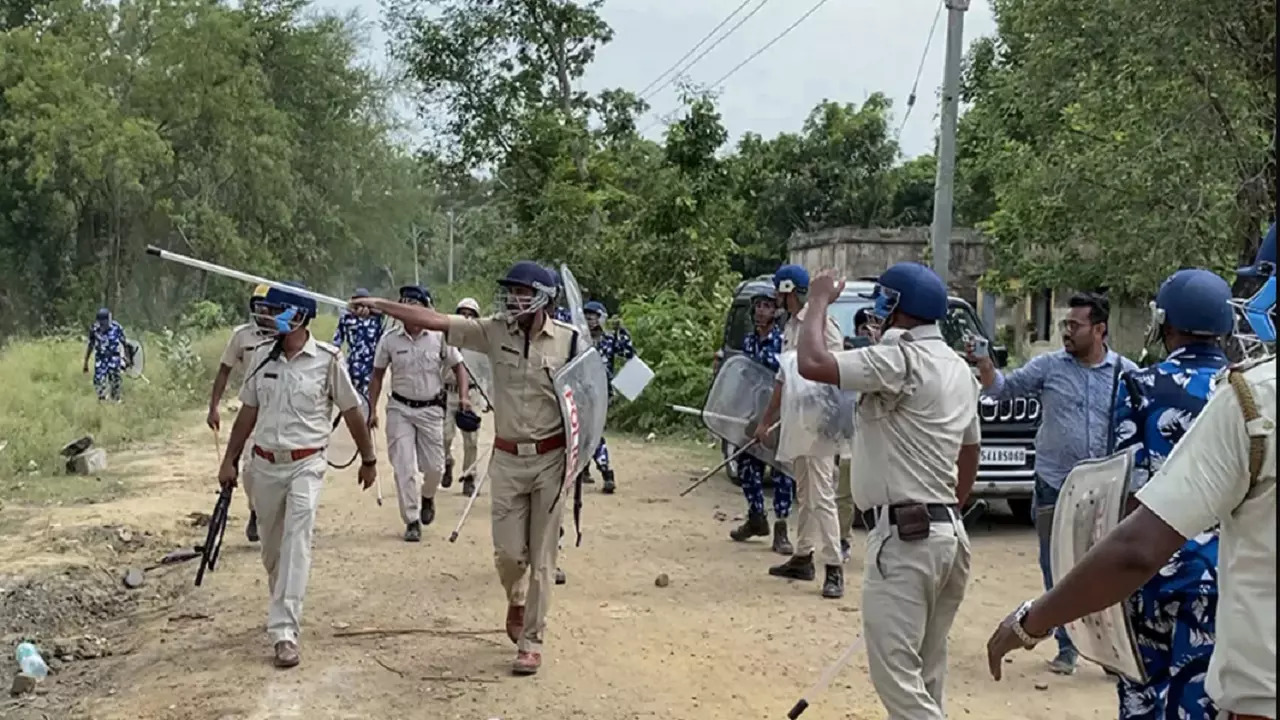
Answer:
[{"left": 978, "top": 396, "right": 1041, "bottom": 424}]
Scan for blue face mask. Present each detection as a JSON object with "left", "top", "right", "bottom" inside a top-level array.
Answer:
[
  {"left": 1242, "top": 275, "right": 1277, "bottom": 343},
  {"left": 273, "top": 307, "right": 298, "bottom": 334}
]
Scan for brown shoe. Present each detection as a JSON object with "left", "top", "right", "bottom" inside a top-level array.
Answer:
[
  {"left": 273, "top": 640, "right": 300, "bottom": 668},
  {"left": 512, "top": 650, "right": 541, "bottom": 675},
  {"left": 505, "top": 605, "right": 525, "bottom": 644}
]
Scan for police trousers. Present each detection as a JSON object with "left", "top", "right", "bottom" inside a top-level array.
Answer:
[
  {"left": 386, "top": 402, "right": 445, "bottom": 525},
  {"left": 490, "top": 446, "right": 566, "bottom": 655},
  {"left": 247, "top": 452, "right": 327, "bottom": 645},
  {"left": 444, "top": 391, "right": 478, "bottom": 476},
  {"left": 793, "top": 455, "right": 842, "bottom": 566},
  {"left": 862, "top": 509, "right": 970, "bottom": 720}
]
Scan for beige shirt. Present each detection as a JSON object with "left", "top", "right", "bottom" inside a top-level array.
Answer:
[
  {"left": 1136, "top": 357, "right": 1276, "bottom": 717},
  {"left": 836, "top": 324, "right": 981, "bottom": 508},
  {"left": 447, "top": 314, "right": 580, "bottom": 442},
  {"left": 238, "top": 334, "right": 361, "bottom": 450},
  {"left": 373, "top": 326, "right": 461, "bottom": 401},
  {"left": 219, "top": 323, "right": 273, "bottom": 372},
  {"left": 782, "top": 303, "right": 844, "bottom": 352}
]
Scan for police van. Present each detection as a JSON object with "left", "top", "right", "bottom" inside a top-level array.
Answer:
[{"left": 712, "top": 275, "right": 1040, "bottom": 522}]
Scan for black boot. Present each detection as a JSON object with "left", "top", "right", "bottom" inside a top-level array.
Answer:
[
  {"left": 404, "top": 521, "right": 422, "bottom": 542},
  {"left": 419, "top": 497, "right": 436, "bottom": 526},
  {"left": 460, "top": 475, "right": 476, "bottom": 497},
  {"left": 768, "top": 553, "right": 816, "bottom": 581},
  {"left": 441, "top": 459, "right": 454, "bottom": 488},
  {"left": 822, "top": 565, "right": 844, "bottom": 599},
  {"left": 601, "top": 469, "right": 616, "bottom": 494},
  {"left": 729, "top": 512, "right": 770, "bottom": 542},
  {"left": 245, "top": 511, "right": 259, "bottom": 543},
  {"left": 771, "top": 520, "right": 793, "bottom": 556},
  {"left": 555, "top": 567, "right": 567, "bottom": 585}
]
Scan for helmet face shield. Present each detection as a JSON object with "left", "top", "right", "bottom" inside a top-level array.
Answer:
[
  {"left": 1230, "top": 274, "right": 1277, "bottom": 351},
  {"left": 870, "top": 285, "right": 901, "bottom": 322},
  {"left": 496, "top": 283, "right": 551, "bottom": 323}
]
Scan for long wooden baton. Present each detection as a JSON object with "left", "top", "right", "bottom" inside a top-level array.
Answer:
[
  {"left": 448, "top": 449, "right": 492, "bottom": 542},
  {"left": 372, "top": 432, "right": 383, "bottom": 506},
  {"left": 786, "top": 636, "right": 865, "bottom": 718},
  {"left": 679, "top": 420, "right": 781, "bottom": 498}
]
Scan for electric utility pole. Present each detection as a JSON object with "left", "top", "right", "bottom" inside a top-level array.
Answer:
[
  {"left": 929, "top": 0, "right": 968, "bottom": 287},
  {"left": 447, "top": 210, "right": 456, "bottom": 286}
]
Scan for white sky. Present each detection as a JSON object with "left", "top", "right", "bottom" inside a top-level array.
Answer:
[{"left": 327, "top": 0, "right": 998, "bottom": 159}]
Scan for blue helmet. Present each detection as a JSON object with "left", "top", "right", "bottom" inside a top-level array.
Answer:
[
  {"left": 772, "top": 265, "right": 810, "bottom": 295},
  {"left": 1153, "top": 269, "right": 1233, "bottom": 336},
  {"left": 497, "top": 261, "right": 556, "bottom": 321},
  {"left": 1235, "top": 221, "right": 1277, "bottom": 344},
  {"left": 584, "top": 300, "right": 607, "bottom": 316},
  {"left": 260, "top": 281, "right": 317, "bottom": 334},
  {"left": 352, "top": 287, "right": 371, "bottom": 299},
  {"left": 96, "top": 307, "right": 110, "bottom": 322},
  {"left": 867, "top": 262, "right": 948, "bottom": 322},
  {"left": 398, "top": 284, "right": 433, "bottom": 307}
]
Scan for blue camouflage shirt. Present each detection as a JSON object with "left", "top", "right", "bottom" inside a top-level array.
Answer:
[
  {"left": 88, "top": 321, "right": 127, "bottom": 371},
  {"left": 1112, "top": 343, "right": 1226, "bottom": 597},
  {"left": 742, "top": 324, "right": 784, "bottom": 372},
  {"left": 332, "top": 312, "right": 384, "bottom": 377},
  {"left": 553, "top": 307, "right": 572, "bottom": 323},
  {"left": 592, "top": 327, "right": 636, "bottom": 379}
]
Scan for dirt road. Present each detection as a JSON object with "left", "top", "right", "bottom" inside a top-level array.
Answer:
[{"left": 0, "top": 411, "right": 1117, "bottom": 720}]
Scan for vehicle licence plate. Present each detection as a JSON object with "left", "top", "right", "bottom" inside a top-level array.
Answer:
[{"left": 980, "top": 447, "right": 1027, "bottom": 466}]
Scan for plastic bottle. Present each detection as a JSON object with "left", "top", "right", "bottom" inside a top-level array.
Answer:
[{"left": 14, "top": 642, "right": 48, "bottom": 678}]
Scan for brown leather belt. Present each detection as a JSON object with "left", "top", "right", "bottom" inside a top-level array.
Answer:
[
  {"left": 493, "top": 434, "right": 566, "bottom": 457},
  {"left": 252, "top": 446, "right": 323, "bottom": 464}
]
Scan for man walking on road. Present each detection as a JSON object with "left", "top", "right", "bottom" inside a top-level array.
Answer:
[
  {"left": 207, "top": 284, "right": 276, "bottom": 542},
  {"left": 84, "top": 308, "right": 128, "bottom": 403},
  {"left": 797, "top": 264, "right": 981, "bottom": 719},
  {"left": 970, "top": 291, "right": 1138, "bottom": 675},
  {"left": 217, "top": 283, "right": 377, "bottom": 669},
  {"left": 443, "top": 297, "right": 486, "bottom": 498},
  {"left": 366, "top": 285, "right": 468, "bottom": 542},
  {"left": 353, "top": 261, "right": 582, "bottom": 676},
  {"left": 332, "top": 288, "right": 384, "bottom": 401}
]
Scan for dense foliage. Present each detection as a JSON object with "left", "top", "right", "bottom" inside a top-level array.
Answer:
[{"left": 1, "top": 0, "right": 1272, "bottom": 433}]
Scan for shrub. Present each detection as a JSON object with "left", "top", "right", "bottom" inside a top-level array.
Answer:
[{"left": 608, "top": 287, "right": 732, "bottom": 435}]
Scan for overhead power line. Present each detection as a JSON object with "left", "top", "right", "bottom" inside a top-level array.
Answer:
[
  {"left": 640, "top": 0, "right": 833, "bottom": 134},
  {"left": 634, "top": 0, "right": 756, "bottom": 99},
  {"left": 640, "top": 0, "right": 775, "bottom": 102},
  {"left": 896, "top": 0, "right": 946, "bottom": 137}
]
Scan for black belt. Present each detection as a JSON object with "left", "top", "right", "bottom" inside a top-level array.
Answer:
[
  {"left": 391, "top": 391, "right": 446, "bottom": 409},
  {"left": 861, "top": 503, "right": 957, "bottom": 530}
]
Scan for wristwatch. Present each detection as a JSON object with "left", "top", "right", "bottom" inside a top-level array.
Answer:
[
  {"left": 1011, "top": 600, "right": 1053, "bottom": 648},
  {"left": 361, "top": 457, "right": 377, "bottom": 468}
]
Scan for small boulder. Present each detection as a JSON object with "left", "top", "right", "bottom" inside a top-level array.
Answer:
[
  {"left": 10, "top": 672, "right": 37, "bottom": 696},
  {"left": 654, "top": 573, "right": 670, "bottom": 588},
  {"left": 68, "top": 449, "right": 108, "bottom": 475}
]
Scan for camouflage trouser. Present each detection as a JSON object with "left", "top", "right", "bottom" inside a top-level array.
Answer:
[{"left": 93, "top": 368, "right": 121, "bottom": 401}]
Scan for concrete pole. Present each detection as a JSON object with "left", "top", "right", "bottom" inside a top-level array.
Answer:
[
  {"left": 412, "top": 223, "right": 420, "bottom": 286},
  {"left": 929, "top": 0, "right": 968, "bottom": 288},
  {"left": 447, "top": 210, "right": 455, "bottom": 286}
]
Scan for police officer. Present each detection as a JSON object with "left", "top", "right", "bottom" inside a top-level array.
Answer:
[
  {"left": 1106, "top": 268, "right": 1234, "bottom": 719},
  {"left": 366, "top": 285, "right": 468, "bottom": 542},
  {"left": 217, "top": 283, "right": 377, "bottom": 669},
  {"left": 332, "top": 288, "right": 384, "bottom": 400},
  {"left": 83, "top": 308, "right": 128, "bottom": 402},
  {"left": 730, "top": 286, "right": 796, "bottom": 553},
  {"left": 207, "top": 284, "right": 276, "bottom": 542},
  {"left": 987, "top": 228, "right": 1276, "bottom": 720},
  {"left": 755, "top": 264, "right": 846, "bottom": 598},
  {"left": 797, "top": 264, "right": 981, "bottom": 719},
  {"left": 353, "top": 261, "right": 581, "bottom": 677},
  {"left": 444, "top": 297, "right": 486, "bottom": 497},
  {"left": 582, "top": 300, "right": 634, "bottom": 494}
]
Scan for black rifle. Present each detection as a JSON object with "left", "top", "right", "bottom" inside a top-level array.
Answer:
[{"left": 195, "top": 485, "right": 234, "bottom": 587}]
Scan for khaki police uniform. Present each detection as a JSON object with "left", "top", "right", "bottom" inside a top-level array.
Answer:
[
  {"left": 1136, "top": 357, "right": 1276, "bottom": 720},
  {"left": 238, "top": 334, "right": 361, "bottom": 646},
  {"left": 443, "top": 352, "right": 481, "bottom": 480},
  {"left": 780, "top": 304, "right": 845, "bottom": 566},
  {"left": 219, "top": 323, "right": 274, "bottom": 512},
  {"left": 373, "top": 327, "right": 462, "bottom": 524},
  {"left": 835, "top": 325, "right": 981, "bottom": 720},
  {"left": 446, "top": 313, "right": 579, "bottom": 656}
]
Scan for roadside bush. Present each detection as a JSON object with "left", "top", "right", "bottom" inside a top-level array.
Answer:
[{"left": 608, "top": 287, "right": 732, "bottom": 435}]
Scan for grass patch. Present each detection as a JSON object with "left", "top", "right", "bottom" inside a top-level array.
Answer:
[{"left": 2, "top": 471, "right": 134, "bottom": 506}]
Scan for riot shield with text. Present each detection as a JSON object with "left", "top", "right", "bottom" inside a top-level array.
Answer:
[
  {"left": 1050, "top": 448, "right": 1147, "bottom": 683},
  {"left": 703, "top": 354, "right": 783, "bottom": 470},
  {"left": 553, "top": 346, "right": 610, "bottom": 490}
]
